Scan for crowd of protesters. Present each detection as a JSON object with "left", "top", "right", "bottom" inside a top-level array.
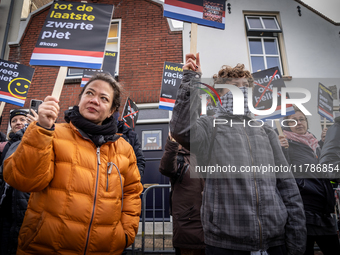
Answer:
[{"left": 0, "top": 58, "right": 339, "bottom": 255}]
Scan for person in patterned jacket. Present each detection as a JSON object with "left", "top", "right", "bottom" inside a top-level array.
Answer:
[{"left": 170, "top": 53, "right": 306, "bottom": 255}]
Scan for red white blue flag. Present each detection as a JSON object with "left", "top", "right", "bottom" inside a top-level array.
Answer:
[
  {"left": 164, "top": 0, "right": 225, "bottom": 29},
  {"left": 31, "top": 48, "right": 104, "bottom": 69}
]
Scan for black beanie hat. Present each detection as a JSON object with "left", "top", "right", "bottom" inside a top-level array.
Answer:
[{"left": 10, "top": 109, "right": 28, "bottom": 123}]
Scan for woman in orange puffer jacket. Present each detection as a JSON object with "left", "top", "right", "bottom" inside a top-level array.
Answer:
[{"left": 3, "top": 73, "right": 143, "bottom": 255}]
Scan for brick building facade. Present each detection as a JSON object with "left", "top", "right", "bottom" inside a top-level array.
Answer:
[{"left": 2, "top": 0, "right": 182, "bottom": 132}]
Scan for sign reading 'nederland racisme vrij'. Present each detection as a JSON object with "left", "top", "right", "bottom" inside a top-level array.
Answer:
[
  {"left": 30, "top": 1, "right": 113, "bottom": 69},
  {"left": 318, "top": 83, "right": 334, "bottom": 122},
  {"left": 159, "top": 62, "right": 183, "bottom": 111},
  {"left": 164, "top": 0, "right": 225, "bottom": 29}
]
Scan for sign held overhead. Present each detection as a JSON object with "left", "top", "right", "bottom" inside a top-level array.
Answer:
[
  {"left": 30, "top": 1, "right": 114, "bottom": 69},
  {"left": 164, "top": 0, "right": 225, "bottom": 29}
]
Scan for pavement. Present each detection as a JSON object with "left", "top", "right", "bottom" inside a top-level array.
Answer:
[{"left": 125, "top": 223, "right": 326, "bottom": 255}]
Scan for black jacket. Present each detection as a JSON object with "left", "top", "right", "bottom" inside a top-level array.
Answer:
[
  {"left": 117, "top": 120, "right": 145, "bottom": 178},
  {"left": 320, "top": 116, "right": 340, "bottom": 182},
  {"left": 283, "top": 137, "right": 335, "bottom": 216},
  {"left": 0, "top": 128, "right": 30, "bottom": 255},
  {"left": 159, "top": 138, "right": 205, "bottom": 249}
]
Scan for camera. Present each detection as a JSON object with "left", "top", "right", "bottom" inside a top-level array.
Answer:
[{"left": 29, "top": 99, "right": 43, "bottom": 114}]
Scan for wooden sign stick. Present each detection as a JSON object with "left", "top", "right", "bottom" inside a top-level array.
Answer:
[
  {"left": 190, "top": 23, "right": 198, "bottom": 54},
  {"left": 0, "top": 101, "right": 6, "bottom": 117},
  {"left": 323, "top": 117, "right": 327, "bottom": 129},
  {"left": 275, "top": 119, "right": 283, "bottom": 136},
  {"left": 275, "top": 119, "right": 288, "bottom": 148},
  {"left": 52, "top": 66, "right": 68, "bottom": 100}
]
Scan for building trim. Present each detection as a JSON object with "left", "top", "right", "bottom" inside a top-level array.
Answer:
[{"left": 295, "top": 0, "right": 340, "bottom": 26}]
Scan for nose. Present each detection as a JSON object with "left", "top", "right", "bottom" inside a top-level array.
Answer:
[
  {"left": 17, "top": 120, "right": 25, "bottom": 125},
  {"left": 89, "top": 96, "right": 99, "bottom": 105}
]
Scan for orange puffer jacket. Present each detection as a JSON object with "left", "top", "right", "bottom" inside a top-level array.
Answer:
[{"left": 3, "top": 122, "right": 143, "bottom": 255}]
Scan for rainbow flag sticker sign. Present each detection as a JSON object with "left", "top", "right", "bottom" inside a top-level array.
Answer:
[{"left": 30, "top": 1, "right": 113, "bottom": 69}]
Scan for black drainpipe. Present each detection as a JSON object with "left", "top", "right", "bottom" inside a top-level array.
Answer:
[{"left": 1, "top": 0, "right": 15, "bottom": 59}]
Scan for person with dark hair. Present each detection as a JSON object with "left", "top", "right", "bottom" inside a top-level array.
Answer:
[
  {"left": 159, "top": 132, "right": 205, "bottom": 255},
  {"left": 170, "top": 53, "right": 306, "bottom": 255},
  {"left": 279, "top": 107, "right": 340, "bottom": 255},
  {"left": 0, "top": 109, "right": 38, "bottom": 255},
  {"left": 3, "top": 73, "right": 143, "bottom": 254}
]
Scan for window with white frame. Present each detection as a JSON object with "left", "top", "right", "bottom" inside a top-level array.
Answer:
[
  {"left": 66, "top": 19, "right": 121, "bottom": 79},
  {"left": 245, "top": 15, "right": 284, "bottom": 74}
]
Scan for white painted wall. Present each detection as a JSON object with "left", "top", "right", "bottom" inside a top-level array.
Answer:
[{"left": 182, "top": 0, "right": 340, "bottom": 139}]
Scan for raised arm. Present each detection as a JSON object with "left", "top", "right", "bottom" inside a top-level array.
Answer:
[
  {"left": 3, "top": 96, "right": 59, "bottom": 192},
  {"left": 159, "top": 134, "right": 179, "bottom": 179},
  {"left": 170, "top": 53, "right": 211, "bottom": 154}
]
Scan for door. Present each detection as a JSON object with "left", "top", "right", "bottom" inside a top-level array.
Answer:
[{"left": 135, "top": 123, "right": 170, "bottom": 221}]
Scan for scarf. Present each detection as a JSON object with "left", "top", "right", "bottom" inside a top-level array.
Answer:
[
  {"left": 64, "top": 106, "right": 117, "bottom": 147},
  {"left": 283, "top": 129, "right": 319, "bottom": 153},
  {"left": 215, "top": 86, "right": 251, "bottom": 117}
]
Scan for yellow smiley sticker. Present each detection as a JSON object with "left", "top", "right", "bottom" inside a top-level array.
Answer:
[{"left": 8, "top": 78, "right": 30, "bottom": 100}]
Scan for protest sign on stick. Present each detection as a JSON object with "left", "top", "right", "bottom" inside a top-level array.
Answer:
[
  {"left": 252, "top": 67, "right": 294, "bottom": 136},
  {"left": 164, "top": 0, "right": 226, "bottom": 29},
  {"left": 30, "top": 1, "right": 113, "bottom": 69},
  {"left": 159, "top": 62, "right": 183, "bottom": 110},
  {"left": 0, "top": 102, "right": 6, "bottom": 116},
  {"left": 164, "top": 0, "right": 226, "bottom": 54},
  {"left": 0, "top": 59, "right": 35, "bottom": 107},
  {"left": 122, "top": 98, "right": 139, "bottom": 130},
  {"left": 81, "top": 51, "right": 118, "bottom": 87},
  {"left": 30, "top": 1, "right": 113, "bottom": 100},
  {"left": 318, "top": 83, "right": 333, "bottom": 128}
]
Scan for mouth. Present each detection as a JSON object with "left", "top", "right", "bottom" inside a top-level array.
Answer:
[
  {"left": 87, "top": 107, "right": 98, "bottom": 113},
  {"left": 14, "top": 125, "right": 23, "bottom": 130},
  {"left": 15, "top": 88, "right": 26, "bottom": 94}
]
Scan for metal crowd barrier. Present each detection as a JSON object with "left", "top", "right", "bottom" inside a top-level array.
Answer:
[
  {"left": 124, "top": 183, "right": 174, "bottom": 255},
  {"left": 141, "top": 184, "right": 174, "bottom": 254}
]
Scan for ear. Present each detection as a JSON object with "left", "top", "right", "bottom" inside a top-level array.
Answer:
[{"left": 108, "top": 109, "right": 114, "bottom": 119}]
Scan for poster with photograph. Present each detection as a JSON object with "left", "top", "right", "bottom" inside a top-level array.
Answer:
[{"left": 164, "top": 0, "right": 225, "bottom": 29}]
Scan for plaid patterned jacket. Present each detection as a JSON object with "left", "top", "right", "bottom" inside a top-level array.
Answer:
[{"left": 170, "top": 70, "right": 306, "bottom": 254}]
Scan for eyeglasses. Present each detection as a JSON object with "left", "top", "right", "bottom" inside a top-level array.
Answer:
[{"left": 288, "top": 118, "right": 306, "bottom": 124}]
